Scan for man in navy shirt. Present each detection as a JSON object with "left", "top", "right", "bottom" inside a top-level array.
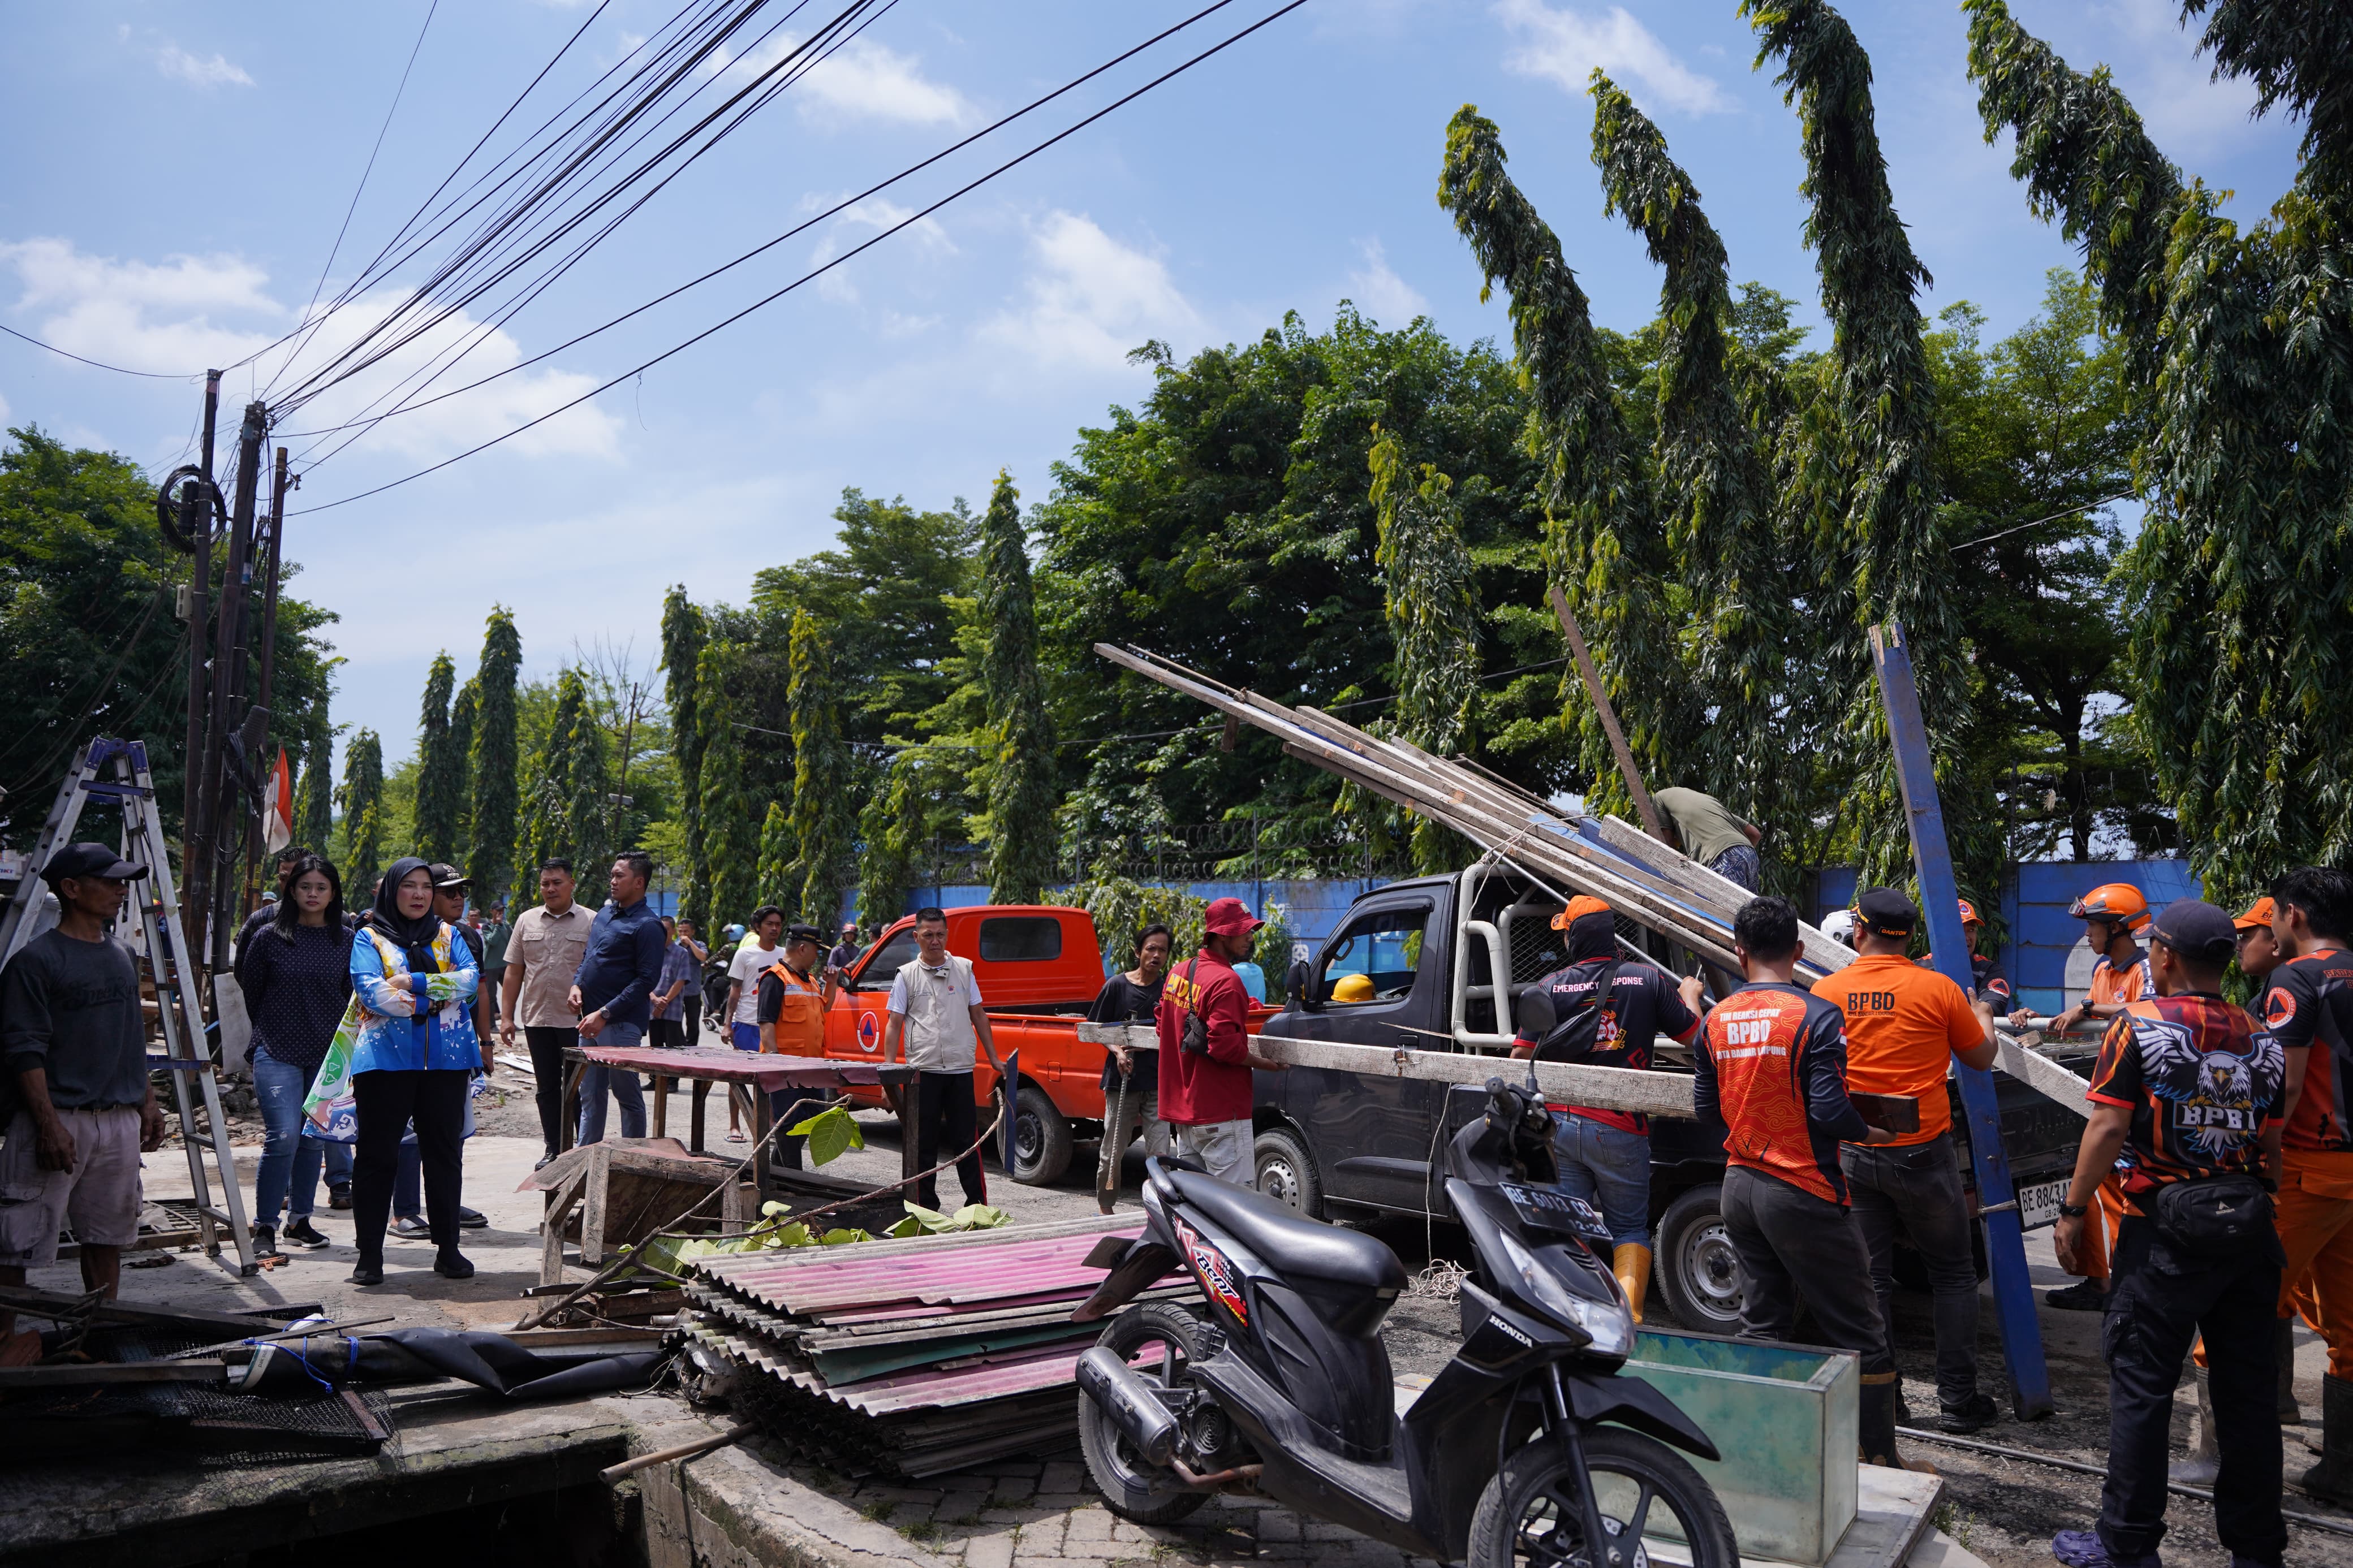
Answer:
[{"left": 569, "top": 851, "right": 667, "bottom": 1144}]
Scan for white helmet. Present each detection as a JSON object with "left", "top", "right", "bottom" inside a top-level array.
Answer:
[{"left": 1820, "top": 909, "right": 1858, "bottom": 947}]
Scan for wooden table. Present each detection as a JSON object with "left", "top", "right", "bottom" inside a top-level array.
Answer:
[{"left": 558, "top": 1045, "right": 913, "bottom": 1208}]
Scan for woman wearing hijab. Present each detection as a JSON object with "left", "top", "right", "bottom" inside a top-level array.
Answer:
[{"left": 343, "top": 857, "right": 483, "bottom": 1285}]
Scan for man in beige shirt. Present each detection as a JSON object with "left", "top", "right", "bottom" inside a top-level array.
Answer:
[{"left": 498, "top": 859, "right": 596, "bottom": 1168}]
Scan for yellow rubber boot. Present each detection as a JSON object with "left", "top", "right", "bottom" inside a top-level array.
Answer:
[{"left": 1611, "top": 1242, "right": 1652, "bottom": 1324}]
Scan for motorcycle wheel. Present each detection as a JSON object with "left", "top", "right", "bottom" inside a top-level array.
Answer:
[
  {"left": 1468, "top": 1426, "right": 1738, "bottom": 1568},
  {"left": 1076, "top": 1302, "right": 1216, "bottom": 1525}
]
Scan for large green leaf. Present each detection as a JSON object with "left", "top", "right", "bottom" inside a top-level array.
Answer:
[{"left": 789, "top": 1104, "right": 865, "bottom": 1167}]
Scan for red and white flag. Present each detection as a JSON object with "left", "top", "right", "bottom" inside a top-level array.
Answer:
[{"left": 264, "top": 747, "right": 294, "bottom": 856}]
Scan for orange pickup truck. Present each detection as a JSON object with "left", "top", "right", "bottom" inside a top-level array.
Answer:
[{"left": 775, "top": 902, "right": 1271, "bottom": 1186}]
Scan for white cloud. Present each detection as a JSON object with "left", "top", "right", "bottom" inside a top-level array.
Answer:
[
  {"left": 0, "top": 237, "right": 618, "bottom": 462},
  {"left": 1494, "top": 0, "right": 1729, "bottom": 116},
  {"left": 980, "top": 212, "right": 1200, "bottom": 372},
  {"left": 1343, "top": 240, "right": 1428, "bottom": 327},
  {"left": 157, "top": 44, "right": 253, "bottom": 89},
  {"left": 717, "top": 34, "right": 969, "bottom": 127},
  {"left": 2091, "top": 0, "right": 2264, "bottom": 153}
]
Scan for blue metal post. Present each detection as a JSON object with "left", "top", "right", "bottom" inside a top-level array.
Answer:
[{"left": 1869, "top": 623, "right": 2054, "bottom": 1420}]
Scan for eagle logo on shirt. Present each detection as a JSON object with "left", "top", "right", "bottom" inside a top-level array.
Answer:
[{"left": 2135, "top": 1017, "right": 2283, "bottom": 1159}]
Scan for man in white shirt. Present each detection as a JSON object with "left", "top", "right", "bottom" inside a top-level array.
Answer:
[
  {"left": 882, "top": 907, "right": 1003, "bottom": 1211},
  {"left": 498, "top": 859, "right": 596, "bottom": 1169},
  {"left": 719, "top": 905, "right": 787, "bottom": 1143}
]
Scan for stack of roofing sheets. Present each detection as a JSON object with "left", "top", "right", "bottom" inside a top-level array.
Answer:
[{"left": 684, "top": 1213, "right": 1184, "bottom": 1478}]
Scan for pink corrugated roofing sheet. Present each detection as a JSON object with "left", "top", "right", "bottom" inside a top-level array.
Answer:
[{"left": 712, "top": 1230, "right": 1139, "bottom": 1315}]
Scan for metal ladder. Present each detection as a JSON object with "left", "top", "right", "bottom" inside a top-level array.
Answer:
[{"left": 0, "top": 738, "right": 257, "bottom": 1276}]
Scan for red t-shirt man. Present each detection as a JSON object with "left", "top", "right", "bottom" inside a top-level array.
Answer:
[{"left": 1157, "top": 897, "right": 1287, "bottom": 1186}]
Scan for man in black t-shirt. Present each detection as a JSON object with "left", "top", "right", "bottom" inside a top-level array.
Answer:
[{"left": 1512, "top": 896, "right": 1703, "bottom": 1320}]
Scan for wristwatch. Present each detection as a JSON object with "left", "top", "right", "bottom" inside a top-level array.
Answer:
[{"left": 2057, "top": 1200, "right": 2088, "bottom": 1219}]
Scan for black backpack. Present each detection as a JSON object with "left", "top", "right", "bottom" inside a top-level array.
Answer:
[{"left": 1522, "top": 959, "right": 1627, "bottom": 1064}]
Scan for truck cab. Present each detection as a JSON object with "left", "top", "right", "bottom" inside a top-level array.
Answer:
[{"left": 1250, "top": 865, "right": 2087, "bottom": 1332}]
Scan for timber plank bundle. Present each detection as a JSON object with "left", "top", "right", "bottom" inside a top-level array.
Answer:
[{"left": 682, "top": 1214, "right": 1179, "bottom": 1477}]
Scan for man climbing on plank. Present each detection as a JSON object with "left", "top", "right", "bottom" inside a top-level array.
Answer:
[
  {"left": 1651, "top": 785, "right": 1763, "bottom": 892},
  {"left": 1511, "top": 895, "right": 1704, "bottom": 1322}
]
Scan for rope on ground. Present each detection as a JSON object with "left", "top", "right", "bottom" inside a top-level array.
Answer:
[
  {"left": 1895, "top": 1425, "right": 2353, "bottom": 1538},
  {"left": 1403, "top": 1258, "right": 1472, "bottom": 1304}
]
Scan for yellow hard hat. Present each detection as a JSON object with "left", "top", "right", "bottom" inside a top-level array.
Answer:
[{"left": 1331, "top": 973, "right": 1376, "bottom": 1003}]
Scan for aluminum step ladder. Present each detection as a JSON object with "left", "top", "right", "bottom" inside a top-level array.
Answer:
[{"left": 0, "top": 738, "right": 257, "bottom": 1276}]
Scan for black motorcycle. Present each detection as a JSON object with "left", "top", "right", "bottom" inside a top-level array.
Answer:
[{"left": 1072, "top": 1078, "right": 1737, "bottom": 1567}]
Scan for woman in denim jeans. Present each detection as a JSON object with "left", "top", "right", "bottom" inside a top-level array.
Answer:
[{"left": 234, "top": 853, "right": 352, "bottom": 1259}]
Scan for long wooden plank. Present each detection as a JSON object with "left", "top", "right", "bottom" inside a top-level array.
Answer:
[
  {"left": 1593, "top": 815, "right": 1855, "bottom": 977},
  {"left": 1994, "top": 1033, "right": 2091, "bottom": 1119},
  {"left": 1549, "top": 585, "right": 1668, "bottom": 840},
  {"left": 1251, "top": 1034, "right": 1697, "bottom": 1118},
  {"left": 0, "top": 1360, "right": 227, "bottom": 1385}
]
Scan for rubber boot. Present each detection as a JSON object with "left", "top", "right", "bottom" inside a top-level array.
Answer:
[
  {"left": 1859, "top": 1372, "right": 1900, "bottom": 1468},
  {"left": 2279, "top": 1316, "right": 2300, "bottom": 1422},
  {"left": 1611, "top": 1242, "right": 1652, "bottom": 1325},
  {"left": 2169, "top": 1366, "right": 2220, "bottom": 1486},
  {"left": 2300, "top": 1372, "right": 2353, "bottom": 1505}
]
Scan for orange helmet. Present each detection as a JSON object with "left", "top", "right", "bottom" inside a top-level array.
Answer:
[
  {"left": 1551, "top": 895, "right": 1613, "bottom": 931},
  {"left": 1957, "top": 899, "right": 1983, "bottom": 927},
  {"left": 2068, "top": 883, "right": 2150, "bottom": 932},
  {"left": 2234, "top": 896, "right": 2276, "bottom": 932}
]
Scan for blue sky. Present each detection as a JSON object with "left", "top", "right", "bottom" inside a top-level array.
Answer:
[{"left": 0, "top": 1, "right": 2304, "bottom": 782}]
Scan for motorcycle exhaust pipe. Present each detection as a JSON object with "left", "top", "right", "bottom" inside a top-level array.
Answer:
[{"left": 1077, "top": 1347, "right": 1177, "bottom": 1467}]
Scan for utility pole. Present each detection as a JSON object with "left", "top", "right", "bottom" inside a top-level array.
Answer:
[
  {"left": 242, "top": 447, "right": 292, "bottom": 909},
  {"left": 182, "top": 372, "right": 222, "bottom": 966},
  {"left": 197, "top": 403, "right": 265, "bottom": 966}
]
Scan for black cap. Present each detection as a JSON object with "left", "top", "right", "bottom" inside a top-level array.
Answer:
[
  {"left": 1856, "top": 887, "right": 1919, "bottom": 938},
  {"left": 2148, "top": 900, "right": 2237, "bottom": 965},
  {"left": 429, "top": 862, "right": 470, "bottom": 890},
  {"left": 43, "top": 842, "right": 146, "bottom": 885},
  {"left": 784, "top": 922, "right": 826, "bottom": 944}
]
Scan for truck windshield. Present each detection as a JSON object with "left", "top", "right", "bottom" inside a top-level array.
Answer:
[
  {"left": 853, "top": 928, "right": 919, "bottom": 987},
  {"left": 1319, "top": 905, "right": 1430, "bottom": 1004}
]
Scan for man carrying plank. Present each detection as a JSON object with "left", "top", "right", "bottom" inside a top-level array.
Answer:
[
  {"left": 1815, "top": 887, "right": 2002, "bottom": 1434},
  {"left": 1693, "top": 895, "right": 1907, "bottom": 1468},
  {"left": 1511, "top": 895, "right": 1705, "bottom": 1322}
]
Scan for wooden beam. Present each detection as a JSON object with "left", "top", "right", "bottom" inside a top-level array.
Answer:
[
  {"left": 1251, "top": 1034, "right": 1697, "bottom": 1118},
  {"left": 0, "top": 1360, "right": 228, "bottom": 1386},
  {"left": 1994, "top": 1033, "right": 2092, "bottom": 1120},
  {"left": 1548, "top": 586, "right": 1666, "bottom": 841}
]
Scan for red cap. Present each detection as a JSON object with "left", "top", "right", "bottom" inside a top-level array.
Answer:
[{"left": 1203, "top": 896, "right": 1265, "bottom": 936}]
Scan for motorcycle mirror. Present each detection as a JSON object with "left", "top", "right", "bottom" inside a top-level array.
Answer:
[{"left": 1286, "top": 958, "right": 1320, "bottom": 1013}]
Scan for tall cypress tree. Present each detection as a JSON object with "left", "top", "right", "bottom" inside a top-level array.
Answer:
[
  {"left": 856, "top": 758, "right": 920, "bottom": 928},
  {"left": 338, "top": 728, "right": 385, "bottom": 891},
  {"left": 562, "top": 667, "right": 614, "bottom": 904},
  {"left": 294, "top": 700, "right": 335, "bottom": 862},
  {"left": 787, "top": 607, "right": 855, "bottom": 923},
  {"left": 697, "top": 641, "right": 757, "bottom": 930},
  {"left": 448, "top": 677, "right": 479, "bottom": 868},
  {"left": 660, "top": 587, "right": 710, "bottom": 929},
  {"left": 976, "top": 472, "right": 1056, "bottom": 904},
  {"left": 1438, "top": 106, "right": 1692, "bottom": 816},
  {"left": 1368, "top": 431, "right": 1481, "bottom": 874},
  {"left": 471, "top": 608, "right": 523, "bottom": 908},
  {"left": 757, "top": 800, "right": 795, "bottom": 912},
  {"left": 1746, "top": 0, "right": 1999, "bottom": 896},
  {"left": 413, "top": 652, "right": 462, "bottom": 863}
]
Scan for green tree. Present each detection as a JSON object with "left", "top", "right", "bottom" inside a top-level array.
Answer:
[
  {"left": 757, "top": 800, "right": 795, "bottom": 912},
  {"left": 1965, "top": 0, "right": 2353, "bottom": 897},
  {"left": 1368, "top": 430, "right": 1480, "bottom": 872},
  {"left": 518, "top": 668, "right": 610, "bottom": 901},
  {"left": 856, "top": 757, "right": 922, "bottom": 927},
  {"left": 788, "top": 608, "right": 856, "bottom": 924},
  {"left": 448, "top": 677, "right": 479, "bottom": 863},
  {"left": 697, "top": 641, "right": 758, "bottom": 928},
  {"left": 1746, "top": 0, "right": 1999, "bottom": 899},
  {"left": 339, "top": 728, "right": 385, "bottom": 889},
  {"left": 1437, "top": 108, "right": 1689, "bottom": 820},
  {"left": 660, "top": 587, "right": 710, "bottom": 929},
  {"left": 294, "top": 702, "right": 336, "bottom": 862},
  {"left": 470, "top": 607, "right": 523, "bottom": 905},
  {"left": 412, "top": 652, "right": 462, "bottom": 863},
  {"left": 976, "top": 473, "right": 1057, "bottom": 902}
]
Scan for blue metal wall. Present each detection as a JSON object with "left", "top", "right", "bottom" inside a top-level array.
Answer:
[{"left": 1816, "top": 859, "right": 2203, "bottom": 1013}]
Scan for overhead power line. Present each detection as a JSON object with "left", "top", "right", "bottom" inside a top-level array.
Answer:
[
  {"left": 288, "top": 0, "right": 1312, "bottom": 515},
  {"left": 273, "top": 0, "right": 1252, "bottom": 450},
  {"left": 0, "top": 321, "right": 200, "bottom": 381}
]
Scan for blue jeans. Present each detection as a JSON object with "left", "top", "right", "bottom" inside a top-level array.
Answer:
[
  {"left": 1709, "top": 844, "right": 1761, "bottom": 892},
  {"left": 1550, "top": 1111, "right": 1653, "bottom": 1248},
  {"left": 252, "top": 1053, "right": 326, "bottom": 1225},
  {"left": 578, "top": 1022, "right": 648, "bottom": 1144}
]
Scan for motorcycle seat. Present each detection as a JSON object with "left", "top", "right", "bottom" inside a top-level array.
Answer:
[{"left": 1168, "top": 1169, "right": 1406, "bottom": 1299}]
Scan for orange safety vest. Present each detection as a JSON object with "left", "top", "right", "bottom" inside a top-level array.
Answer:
[{"left": 764, "top": 961, "right": 828, "bottom": 1055}]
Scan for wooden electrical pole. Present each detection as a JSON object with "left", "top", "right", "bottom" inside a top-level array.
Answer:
[
  {"left": 242, "top": 446, "right": 292, "bottom": 909},
  {"left": 195, "top": 403, "right": 265, "bottom": 965},
  {"left": 182, "top": 373, "right": 222, "bottom": 966},
  {"left": 1546, "top": 585, "right": 1667, "bottom": 842}
]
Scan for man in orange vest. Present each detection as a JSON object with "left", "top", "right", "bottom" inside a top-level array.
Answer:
[
  {"left": 758, "top": 922, "right": 842, "bottom": 1169},
  {"left": 2031, "top": 882, "right": 2155, "bottom": 1311}
]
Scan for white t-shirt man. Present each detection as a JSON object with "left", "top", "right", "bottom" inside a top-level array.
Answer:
[{"left": 728, "top": 939, "right": 782, "bottom": 1026}]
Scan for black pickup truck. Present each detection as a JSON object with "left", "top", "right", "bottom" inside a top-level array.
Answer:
[{"left": 1246, "top": 867, "right": 2090, "bottom": 1332}]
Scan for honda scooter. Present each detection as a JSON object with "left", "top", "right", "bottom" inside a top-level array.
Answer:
[{"left": 1072, "top": 1078, "right": 1736, "bottom": 1568}]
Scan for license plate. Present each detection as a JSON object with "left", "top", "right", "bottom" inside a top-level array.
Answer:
[{"left": 2018, "top": 1178, "right": 2069, "bottom": 1230}]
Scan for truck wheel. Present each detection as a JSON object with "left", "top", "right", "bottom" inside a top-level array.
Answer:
[
  {"left": 1011, "top": 1084, "right": 1074, "bottom": 1186},
  {"left": 1654, "top": 1185, "right": 1744, "bottom": 1333},
  {"left": 1253, "top": 1129, "right": 1324, "bottom": 1220}
]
